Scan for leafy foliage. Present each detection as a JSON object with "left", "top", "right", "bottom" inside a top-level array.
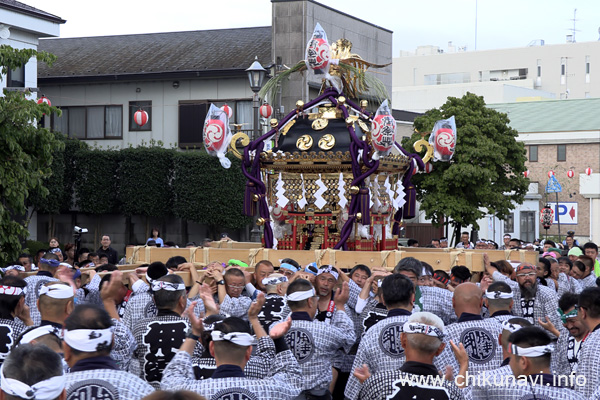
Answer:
[
  {"left": 402, "top": 93, "right": 529, "bottom": 241},
  {"left": 28, "top": 132, "right": 66, "bottom": 214},
  {"left": 173, "top": 152, "right": 251, "bottom": 230},
  {"left": 118, "top": 146, "right": 173, "bottom": 217},
  {"left": 72, "top": 149, "right": 120, "bottom": 214},
  {"left": 0, "top": 46, "right": 61, "bottom": 265}
]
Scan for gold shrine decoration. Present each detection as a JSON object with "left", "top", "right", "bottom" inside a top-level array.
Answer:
[
  {"left": 413, "top": 130, "right": 434, "bottom": 164},
  {"left": 229, "top": 132, "right": 250, "bottom": 160}
]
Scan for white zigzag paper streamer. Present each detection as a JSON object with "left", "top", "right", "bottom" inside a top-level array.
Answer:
[
  {"left": 298, "top": 173, "right": 307, "bottom": 209},
  {"left": 314, "top": 174, "right": 327, "bottom": 210},
  {"left": 372, "top": 174, "right": 381, "bottom": 211},
  {"left": 384, "top": 176, "right": 394, "bottom": 206},
  {"left": 337, "top": 173, "right": 347, "bottom": 209},
  {"left": 394, "top": 176, "right": 406, "bottom": 209},
  {"left": 275, "top": 173, "right": 289, "bottom": 208}
]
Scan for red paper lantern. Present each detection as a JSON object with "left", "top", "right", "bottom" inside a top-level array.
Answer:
[
  {"left": 523, "top": 170, "right": 530, "bottom": 178},
  {"left": 259, "top": 103, "right": 273, "bottom": 119},
  {"left": 567, "top": 169, "right": 575, "bottom": 178},
  {"left": 371, "top": 114, "right": 396, "bottom": 153},
  {"left": 586, "top": 168, "right": 593, "bottom": 175},
  {"left": 134, "top": 110, "right": 148, "bottom": 127},
  {"left": 220, "top": 104, "right": 233, "bottom": 119},
  {"left": 548, "top": 170, "right": 554, "bottom": 178},
  {"left": 37, "top": 96, "right": 51, "bottom": 106},
  {"left": 306, "top": 37, "right": 330, "bottom": 70},
  {"left": 203, "top": 119, "right": 226, "bottom": 152},
  {"left": 425, "top": 163, "right": 433, "bottom": 173}
]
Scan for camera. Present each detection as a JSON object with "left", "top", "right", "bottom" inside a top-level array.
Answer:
[{"left": 74, "top": 226, "right": 88, "bottom": 234}]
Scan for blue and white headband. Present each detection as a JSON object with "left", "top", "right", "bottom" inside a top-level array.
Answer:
[
  {"left": 1, "top": 265, "right": 25, "bottom": 274},
  {"left": 40, "top": 258, "right": 60, "bottom": 267},
  {"left": 262, "top": 275, "right": 288, "bottom": 286},
  {"left": 317, "top": 265, "right": 339, "bottom": 281},
  {"left": 279, "top": 263, "right": 298, "bottom": 273},
  {"left": 403, "top": 321, "right": 445, "bottom": 340},
  {"left": 151, "top": 281, "right": 185, "bottom": 292}
]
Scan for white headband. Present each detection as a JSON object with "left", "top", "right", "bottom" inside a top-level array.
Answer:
[
  {"left": 0, "top": 286, "right": 25, "bottom": 296},
  {"left": 287, "top": 288, "right": 316, "bottom": 301},
  {"left": 211, "top": 331, "right": 256, "bottom": 346},
  {"left": 20, "top": 325, "right": 62, "bottom": 344},
  {"left": 509, "top": 344, "right": 554, "bottom": 357},
  {"left": 39, "top": 284, "right": 73, "bottom": 299},
  {"left": 262, "top": 276, "right": 288, "bottom": 286},
  {"left": 0, "top": 363, "right": 65, "bottom": 400},
  {"left": 58, "top": 263, "right": 73, "bottom": 269},
  {"left": 151, "top": 281, "right": 186, "bottom": 292},
  {"left": 501, "top": 320, "right": 523, "bottom": 334},
  {"left": 1, "top": 265, "right": 25, "bottom": 273},
  {"left": 421, "top": 267, "right": 432, "bottom": 277},
  {"left": 317, "top": 265, "right": 339, "bottom": 281},
  {"left": 63, "top": 328, "right": 113, "bottom": 353},
  {"left": 403, "top": 321, "right": 445, "bottom": 340},
  {"left": 485, "top": 290, "right": 513, "bottom": 300}
]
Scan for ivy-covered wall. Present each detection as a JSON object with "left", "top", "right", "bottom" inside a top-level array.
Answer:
[{"left": 30, "top": 137, "right": 252, "bottom": 249}]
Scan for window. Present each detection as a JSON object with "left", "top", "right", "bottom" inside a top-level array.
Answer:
[
  {"left": 129, "top": 101, "right": 152, "bottom": 131},
  {"left": 178, "top": 99, "right": 253, "bottom": 148},
  {"left": 179, "top": 102, "right": 208, "bottom": 148},
  {"left": 6, "top": 65, "right": 24, "bottom": 88},
  {"left": 520, "top": 211, "right": 536, "bottom": 243},
  {"left": 557, "top": 144, "right": 566, "bottom": 161},
  {"left": 51, "top": 106, "right": 122, "bottom": 139},
  {"left": 561, "top": 57, "right": 566, "bottom": 85},
  {"left": 504, "top": 213, "right": 514, "bottom": 233},
  {"left": 529, "top": 145, "right": 538, "bottom": 162}
]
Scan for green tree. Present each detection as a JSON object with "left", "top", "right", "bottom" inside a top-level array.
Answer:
[
  {"left": 0, "top": 45, "right": 61, "bottom": 265},
  {"left": 402, "top": 92, "right": 529, "bottom": 244}
]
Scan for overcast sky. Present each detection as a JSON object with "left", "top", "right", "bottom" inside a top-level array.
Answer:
[{"left": 28, "top": 0, "right": 600, "bottom": 56}]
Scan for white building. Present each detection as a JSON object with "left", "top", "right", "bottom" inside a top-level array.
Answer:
[
  {"left": 0, "top": 0, "right": 64, "bottom": 94},
  {"left": 393, "top": 40, "right": 600, "bottom": 113}
]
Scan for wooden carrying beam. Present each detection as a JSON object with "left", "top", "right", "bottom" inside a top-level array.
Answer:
[{"left": 121, "top": 246, "right": 537, "bottom": 272}]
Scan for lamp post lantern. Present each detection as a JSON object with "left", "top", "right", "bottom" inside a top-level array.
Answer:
[
  {"left": 246, "top": 56, "right": 267, "bottom": 141},
  {"left": 246, "top": 57, "right": 268, "bottom": 242}
]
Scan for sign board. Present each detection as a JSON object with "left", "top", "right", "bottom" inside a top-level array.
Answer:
[{"left": 552, "top": 202, "right": 578, "bottom": 225}]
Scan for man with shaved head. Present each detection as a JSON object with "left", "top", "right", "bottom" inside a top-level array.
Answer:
[{"left": 439, "top": 282, "right": 503, "bottom": 376}]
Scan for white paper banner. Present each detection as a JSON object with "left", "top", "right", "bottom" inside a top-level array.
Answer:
[
  {"left": 276, "top": 173, "right": 289, "bottom": 208},
  {"left": 337, "top": 173, "right": 347, "bottom": 209},
  {"left": 298, "top": 173, "right": 307, "bottom": 209},
  {"left": 314, "top": 174, "right": 327, "bottom": 210}
]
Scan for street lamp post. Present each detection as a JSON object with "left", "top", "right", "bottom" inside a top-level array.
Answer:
[{"left": 246, "top": 57, "right": 267, "bottom": 242}]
